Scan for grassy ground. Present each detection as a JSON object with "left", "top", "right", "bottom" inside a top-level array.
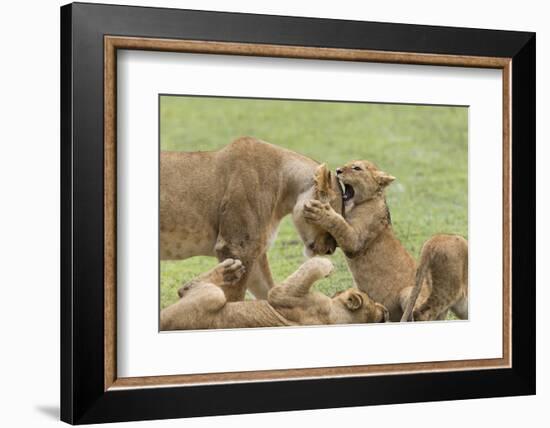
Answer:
[{"left": 160, "top": 96, "right": 468, "bottom": 315}]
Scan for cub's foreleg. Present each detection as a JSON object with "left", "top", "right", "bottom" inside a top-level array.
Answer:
[
  {"left": 161, "top": 259, "right": 246, "bottom": 331},
  {"left": 177, "top": 258, "right": 245, "bottom": 298},
  {"left": 303, "top": 200, "right": 386, "bottom": 257},
  {"left": 303, "top": 200, "right": 363, "bottom": 255}
]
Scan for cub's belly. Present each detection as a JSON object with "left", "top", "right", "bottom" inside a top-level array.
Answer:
[{"left": 346, "top": 258, "right": 395, "bottom": 305}]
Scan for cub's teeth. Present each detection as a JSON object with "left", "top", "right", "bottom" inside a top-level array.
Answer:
[{"left": 338, "top": 179, "right": 345, "bottom": 194}]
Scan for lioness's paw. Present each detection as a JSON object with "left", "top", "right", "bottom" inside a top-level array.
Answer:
[{"left": 221, "top": 258, "right": 246, "bottom": 285}]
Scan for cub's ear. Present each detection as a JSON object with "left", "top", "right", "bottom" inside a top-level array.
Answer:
[
  {"left": 345, "top": 290, "right": 364, "bottom": 311},
  {"left": 314, "top": 163, "right": 335, "bottom": 202},
  {"left": 373, "top": 169, "right": 396, "bottom": 187}
]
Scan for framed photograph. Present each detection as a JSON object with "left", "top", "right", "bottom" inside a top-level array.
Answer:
[{"left": 61, "top": 2, "right": 535, "bottom": 424}]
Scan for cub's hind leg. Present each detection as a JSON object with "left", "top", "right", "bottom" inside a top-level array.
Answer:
[
  {"left": 414, "top": 267, "right": 466, "bottom": 321},
  {"left": 414, "top": 295, "right": 457, "bottom": 321},
  {"left": 413, "top": 275, "right": 460, "bottom": 322},
  {"left": 436, "top": 310, "right": 449, "bottom": 320},
  {"left": 268, "top": 257, "right": 334, "bottom": 308},
  {"left": 451, "top": 296, "right": 468, "bottom": 319},
  {"left": 280, "top": 257, "right": 334, "bottom": 297}
]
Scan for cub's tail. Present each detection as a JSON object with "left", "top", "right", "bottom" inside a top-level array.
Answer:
[{"left": 401, "top": 247, "right": 431, "bottom": 322}]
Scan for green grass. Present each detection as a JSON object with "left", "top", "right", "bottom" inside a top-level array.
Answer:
[{"left": 160, "top": 96, "right": 468, "bottom": 316}]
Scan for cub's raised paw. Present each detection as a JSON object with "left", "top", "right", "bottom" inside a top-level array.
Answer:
[
  {"left": 195, "top": 258, "right": 243, "bottom": 287},
  {"left": 220, "top": 258, "right": 246, "bottom": 285},
  {"left": 303, "top": 199, "right": 330, "bottom": 224}
]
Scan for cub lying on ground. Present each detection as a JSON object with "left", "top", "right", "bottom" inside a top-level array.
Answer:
[
  {"left": 401, "top": 234, "right": 468, "bottom": 322},
  {"left": 160, "top": 257, "right": 389, "bottom": 331},
  {"left": 303, "top": 160, "right": 419, "bottom": 322}
]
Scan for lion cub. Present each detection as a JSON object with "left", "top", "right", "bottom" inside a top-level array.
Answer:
[
  {"left": 160, "top": 257, "right": 389, "bottom": 331},
  {"left": 401, "top": 234, "right": 468, "bottom": 322},
  {"left": 304, "top": 160, "right": 418, "bottom": 321}
]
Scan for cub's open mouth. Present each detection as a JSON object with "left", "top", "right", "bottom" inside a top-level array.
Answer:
[{"left": 342, "top": 183, "right": 355, "bottom": 202}]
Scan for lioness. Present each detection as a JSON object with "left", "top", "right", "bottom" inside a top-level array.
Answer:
[
  {"left": 303, "top": 160, "right": 419, "bottom": 321},
  {"left": 401, "top": 234, "right": 468, "bottom": 322},
  {"left": 160, "top": 257, "right": 389, "bottom": 331},
  {"left": 161, "top": 137, "right": 343, "bottom": 302}
]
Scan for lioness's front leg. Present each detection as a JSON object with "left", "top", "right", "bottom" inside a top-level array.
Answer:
[
  {"left": 214, "top": 187, "right": 274, "bottom": 301},
  {"left": 214, "top": 238, "right": 259, "bottom": 301},
  {"left": 303, "top": 200, "right": 364, "bottom": 255},
  {"left": 245, "top": 253, "right": 275, "bottom": 300}
]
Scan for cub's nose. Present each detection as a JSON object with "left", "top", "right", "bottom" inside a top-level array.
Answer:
[{"left": 336, "top": 168, "right": 343, "bottom": 175}]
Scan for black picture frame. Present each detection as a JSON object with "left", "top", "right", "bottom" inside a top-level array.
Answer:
[{"left": 61, "top": 2, "right": 535, "bottom": 424}]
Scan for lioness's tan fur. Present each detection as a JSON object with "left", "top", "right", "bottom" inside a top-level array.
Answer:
[
  {"left": 160, "top": 137, "right": 342, "bottom": 302},
  {"left": 401, "top": 234, "right": 468, "bottom": 322},
  {"left": 160, "top": 257, "right": 389, "bottom": 331},
  {"left": 304, "top": 160, "right": 421, "bottom": 321}
]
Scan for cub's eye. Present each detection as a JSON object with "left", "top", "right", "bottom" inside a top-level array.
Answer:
[{"left": 352, "top": 166, "right": 362, "bottom": 171}]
